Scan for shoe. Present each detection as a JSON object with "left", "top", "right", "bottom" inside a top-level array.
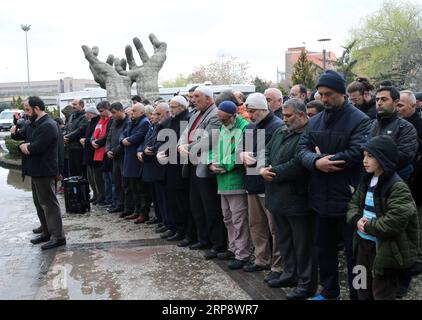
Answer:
[
  {"left": 178, "top": 238, "right": 194, "bottom": 247},
  {"left": 30, "top": 235, "right": 50, "bottom": 244},
  {"left": 156, "top": 222, "right": 164, "bottom": 228},
  {"left": 228, "top": 259, "right": 249, "bottom": 270},
  {"left": 167, "top": 233, "right": 185, "bottom": 242},
  {"left": 287, "top": 288, "right": 314, "bottom": 300},
  {"left": 217, "top": 251, "right": 235, "bottom": 260},
  {"left": 41, "top": 238, "right": 66, "bottom": 250},
  {"left": 119, "top": 211, "right": 134, "bottom": 218},
  {"left": 308, "top": 293, "right": 340, "bottom": 300},
  {"left": 108, "top": 207, "right": 124, "bottom": 213},
  {"left": 97, "top": 203, "right": 112, "bottom": 208},
  {"left": 189, "top": 242, "right": 211, "bottom": 250},
  {"left": 125, "top": 213, "right": 140, "bottom": 220},
  {"left": 134, "top": 216, "right": 148, "bottom": 224},
  {"left": 267, "top": 277, "right": 298, "bottom": 288},
  {"left": 204, "top": 249, "right": 218, "bottom": 260},
  {"left": 242, "top": 262, "right": 270, "bottom": 272},
  {"left": 160, "top": 230, "right": 176, "bottom": 239},
  {"left": 146, "top": 217, "right": 161, "bottom": 225},
  {"left": 89, "top": 197, "right": 97, "bottom": 203},
  {"left": 155, "top": 225, "right": 168, "bottom": 233},
  {"left": 264, "top": 271, "right": 282, "bottom": 283},
  {"left": 32, "top": 226, "right": 43, "bottom": 234}
]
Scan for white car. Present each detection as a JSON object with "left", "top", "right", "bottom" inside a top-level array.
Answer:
[{"left": 0, "top": 109, "right": 24, "bottom": 131}]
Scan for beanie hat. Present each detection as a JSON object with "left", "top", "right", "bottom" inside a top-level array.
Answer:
[
  {"left": 316, "top": 70, "right": 346, "bottom": 94},
  {"left": 170, "top": 96, "right": 188, "bottom": 108},
  {"left": 245, "top": 93, "right": 268, "bottom": 110},
  {"left": 195, "top": 86, "right": 214, "bottom": 98},
  {"left": 218, "top": 101, "right": 237, "bottom": 114},
  {"left": 415, "top": 92, "right": 422, "bottom": 101},
  {"left": 364, "top": 135, "right": 398, "bottom": 173},
  {"left": 85, "top": 105, "right": 100, "bottom": 115}
]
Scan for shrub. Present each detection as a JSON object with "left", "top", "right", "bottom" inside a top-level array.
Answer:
[{"left": 4, "top": 136, "right": 22, "bottom": 159}]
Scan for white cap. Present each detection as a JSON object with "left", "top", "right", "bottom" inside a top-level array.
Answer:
[
  {"left": 245, "top": 93, "right": 268, "bottom": 110},
  {"left": 170, "top": 96, "right": 188, "bottom": 108},
  {"left": 85, "top": 105, "right": 100, "bottom": 115},
  {"left": 195, "top": 86, "right": 214, "bottom": 98}
]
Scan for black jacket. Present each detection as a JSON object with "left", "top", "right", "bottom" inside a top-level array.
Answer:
[
  {"left": 370, "top": 112, "right": 418, "bottom": 177},
  {"left": 82, "top": 116, "right": 100, "bottom": 167},
  {"left": 239, "top": 112, "right": 283, "bottom": 194},
  {"left": 357, "top": 97, "right": 377, "bottom": 120},
  {"left": 12, "top": 114, "right": 60, "bottom": 177},
  {"left": 65, "top": 111, "right": 88, "bottom": 151},
  {"left": 106, "top": 115, "right": 130, "bottom": 159},
  {"left": 162, "top": 109, "right": 191, "bottom": 190},
  {"left": 298, "top": 101, "right": 371, "bottom": 216},
  {"left": 404, "top": 110, "right": 422, "bottom": 152}
]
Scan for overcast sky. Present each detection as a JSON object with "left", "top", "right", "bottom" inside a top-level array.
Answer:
[{"left": 0, "top": 0, "right": 395, "bottom": 84}]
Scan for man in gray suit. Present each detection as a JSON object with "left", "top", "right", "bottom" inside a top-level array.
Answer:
[{"left": 178, "top": 86, "right": 227, "bottom": 259}]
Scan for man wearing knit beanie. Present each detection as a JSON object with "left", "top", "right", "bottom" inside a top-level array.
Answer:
[{"left": 298, "top": 69, "right": 372, "bottom": 300}]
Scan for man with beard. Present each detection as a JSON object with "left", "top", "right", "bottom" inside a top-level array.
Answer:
[
  {"left": 11, "top": 96, "right": 66, "bottom": 250},
  {"left": 259, "top": 98, "right": 317, "bottom": 299},
  {"left": 298, "top": 70, "right": 371, "bottom": 300},
  {"left": 347, "top": 79, "right": 377, "bottom": 120}
]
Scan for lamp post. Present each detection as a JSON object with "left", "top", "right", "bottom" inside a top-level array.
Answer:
[
  {"left": 21, "top": 24, "right": 31, "bottom": 94},
  {"left": 317, "top": 38, "right": 331, "bottom": 71}
]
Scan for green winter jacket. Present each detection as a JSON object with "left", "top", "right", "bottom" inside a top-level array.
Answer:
[
  {"left": 263, "top": 125, "right": 311, "bottom": 216},
  {"left": 347, "top": 172, "right": 420, "bottom": 275},
  {"left": 210, "top": 115, "right": 249, "bottom": 193}
]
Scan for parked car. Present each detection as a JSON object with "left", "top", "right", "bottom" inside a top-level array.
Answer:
[{"left": 0, "top": 109, "right": 24, "bottom": 131}]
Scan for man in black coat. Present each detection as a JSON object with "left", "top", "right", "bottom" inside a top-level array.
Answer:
[
  {"left": 64, "top": 99, "right": 88, "bottom": 177},
  {"left": 10, "top": 96, "right": 66, "bottom": 250},
  {"left": 370, "top": 86, "right": 418, "bottom": 182},
  {"left": 106, "top": 102, "right": 132, "bottom": 214},
  {"left": 298, "top": 70, "right": 371, "bottom": 300},
  {"left": 157, "top": 96, "right": 194, "bottom": 244}
]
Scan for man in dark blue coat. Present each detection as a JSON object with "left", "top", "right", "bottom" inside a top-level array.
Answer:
[
  {"left": 120, "top": 103, "right": 151, "bottom": 218},
  {"left": 298, "top": 70, "right": 371, "bottom": 300}
]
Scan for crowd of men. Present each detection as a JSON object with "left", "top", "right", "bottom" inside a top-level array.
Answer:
[{"left": 11, "top": 70, "right": 422, "bottom": 300}]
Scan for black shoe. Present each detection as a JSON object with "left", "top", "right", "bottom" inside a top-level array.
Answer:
[
  {"left": 267, "top": 277, "right": 298, "bottom": 288},
  {"left": 160, "top": 230, "right": 176, "bottom": 239},
  {"left": 228, "top": 259, "right": 249, "bottom": 270},
  {"left": 264, "top": 271, "right": 282, "bottom": 283},
  {"left": 119, "top": 211, "right": 133, "bottom": 218},
  {"left": 32, "top": 226, "right": 43, "bottom": 234},
  {"left": 89, "top": 198, "right": 97, "bottom": 203},
  {"left": 216, "top": 251, "right": 235, "bottom": 260},
  {"left": 189, "top": 242, "right": 211, "bottom": 250},
  {"left": 108, "top": 207, "right": 124, "bottom": 213},
  {"left": 178, "top": 238, "right": 194, "bottom": 247},
  {"left": 155, "top": 225, "right": 168, "bottom": 234},
  {"left": 146, "top": 217, "right": 161, "bottom": 225},
  {"left": 204, "top": 249, "right": 218, "bottom": 260},
  {"left": 156, "top": 222, "right": 164, "bottom": 228},
  {"left": 242, "top": 262, "right": 270, "bottom": 272},
  {"left": 167, "top": 232, "right": 185, "bottom": 242},
  {"left": 30, "top": 235, "right": 50, "bottom": 245},
  {"left": 41, "top": 238, "right": 66, "bottom": 250},
  {"left": 286, "top": 287, "right": 314, "bottom": 300}
]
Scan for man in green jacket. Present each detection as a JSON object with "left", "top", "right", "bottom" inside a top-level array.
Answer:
[
  {"left": 347, "top": 135, "right": 420, "bottom": 300},
  {"left": 209, "top": 101, "right": 251, "bottom": 269},
  {"left": 259, "top": 98, "right": 317, "bottom": 299}
]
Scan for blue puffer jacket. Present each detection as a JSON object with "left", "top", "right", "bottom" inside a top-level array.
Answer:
[{"left": 298, "top": 101, "right": 371, "bottom": 216}]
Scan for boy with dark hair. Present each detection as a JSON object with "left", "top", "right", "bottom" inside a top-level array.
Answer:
[{"left": 347, "top": 135, "right": 420, "bottom": 300}]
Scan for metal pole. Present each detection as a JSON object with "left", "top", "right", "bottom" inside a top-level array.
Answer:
[
  {"left": 25, "top": 31, "right": 30, "bottom": 92},
  {"left": 323, "top": 49, "right": 326, "bottom": 71}
]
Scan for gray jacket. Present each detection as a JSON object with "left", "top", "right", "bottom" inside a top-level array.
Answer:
[{"left": 179, "top": 104, "right": 222, "bottom": 178}]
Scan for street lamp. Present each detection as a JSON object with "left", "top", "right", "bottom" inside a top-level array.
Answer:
[
  {"left": 317, "top": 38, "right": 331, "bottom": 71},
  {"left": 21, "top": 24, "right": 31, "bottom": 94}
]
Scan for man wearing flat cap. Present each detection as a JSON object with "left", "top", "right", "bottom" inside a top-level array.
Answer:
[
  {"left": 178, "top": 86, "right": 228, "bottom": 259},
  {"left": 298, "top": 70, "right": 372, "bottom": 300}
]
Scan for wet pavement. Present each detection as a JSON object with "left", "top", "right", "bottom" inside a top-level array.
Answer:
[{"left": 0, "top": 165, "right": 421, "bottom": 300}]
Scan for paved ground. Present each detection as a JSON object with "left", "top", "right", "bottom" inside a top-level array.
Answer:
[{"left": 0, "top": 165, "right": 421, "bottom": 300}]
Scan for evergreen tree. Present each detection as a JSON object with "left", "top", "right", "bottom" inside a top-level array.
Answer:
[{"left": 291, "top": 49, "right": 316, "bottom": 89}]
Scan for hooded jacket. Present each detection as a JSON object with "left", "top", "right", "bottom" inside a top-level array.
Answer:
[{"left": 347, "top": 135, "right": 420, "bottom": 275}]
